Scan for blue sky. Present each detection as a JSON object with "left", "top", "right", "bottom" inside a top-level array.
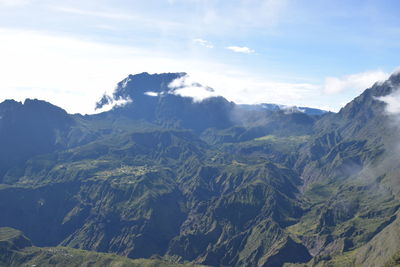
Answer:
[{"left": 0, "top": 0, "right": 399, "bottom": 114}]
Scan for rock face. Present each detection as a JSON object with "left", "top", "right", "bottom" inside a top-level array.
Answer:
[{"left": 0, "top": 72, "right": 399, "bottom": 266}]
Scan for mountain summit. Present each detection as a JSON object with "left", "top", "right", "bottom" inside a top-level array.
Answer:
[{"left": 96, "top": 72, "right": 187, "bottom": 109}]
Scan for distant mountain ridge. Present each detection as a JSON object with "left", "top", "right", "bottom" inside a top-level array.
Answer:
[
  {"left": 238, "top": 103, "right": 327, "bottom": 116},
  {"left": 97, "top": 72, "right": 327, "bottom": 116},
  {"left": 94, "top": 72, "right": 326, "bottom": 139}
]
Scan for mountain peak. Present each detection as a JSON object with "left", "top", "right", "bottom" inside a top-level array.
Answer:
[
  {"left": 23, "top": 98, "right": 69, "bottom": 114},
  {"left": 0, "top": 100, "right": 22, "bottom": 114},
  {"left": 96, "top": 72, "right": 187, "bottom": 110},
  {"left": 0, "top": 98, "right": 68, "bottom": 117},
  {"left": 116, "top": 72, "right": 187, "bottom": 96},
  {"left": 127, "top": 71, "right": 187, "bottom": 79}
]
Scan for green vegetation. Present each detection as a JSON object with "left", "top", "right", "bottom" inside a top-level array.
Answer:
[
  {"left": 0, "top": 227, "right": 206, "bottom": 267},
  {"left": 1, "top": 72, "right": 400, "bottom": 266},
  {"left": 383, "top": 251, "right": 400, "bottom": 267}
]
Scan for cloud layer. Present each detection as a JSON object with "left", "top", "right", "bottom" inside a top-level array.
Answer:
[
  {"left": 324, "top": 70, "right": 389, "bottom": 95},
  {"left": 0, "top": 27, "right": 396, "bottom": 114},
  {"left": 169, "top": 75, "right": 219, "bottom": 102},
  {"left": 378, "top": 88, "right": 400, "bottom": 115}
]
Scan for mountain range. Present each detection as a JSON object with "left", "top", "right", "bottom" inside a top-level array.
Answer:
[{"left": 0, "top": 72, "right": 399, "bottom": 267}]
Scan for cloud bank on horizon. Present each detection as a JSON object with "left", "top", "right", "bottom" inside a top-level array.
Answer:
[{"left": 0, "top": 0, "right": 399, "bottom": 114}]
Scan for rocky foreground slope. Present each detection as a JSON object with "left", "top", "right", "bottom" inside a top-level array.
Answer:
[{"left": 0, "top": 227, "right": 205, "bottom": 267}]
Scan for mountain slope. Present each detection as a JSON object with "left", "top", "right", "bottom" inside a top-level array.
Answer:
[
  {"left": 0, "top": 72, "right": 399, "bottom": 266},
  {"left": 0, "top": 99, "right": 74, "bottom": 181},
  {"left": 0, "top": 227, "right": 206, "bottom": 267},
  {"left": 285, "top": 73, "right": 400, "bottom": 266}
]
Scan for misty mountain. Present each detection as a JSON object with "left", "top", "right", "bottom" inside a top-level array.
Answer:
[
  {"left": 238, "top": 103, "right": 327, "bottom": 116},
  {"left": 0, "top": 72, "right": 399, "bottom": 267}
]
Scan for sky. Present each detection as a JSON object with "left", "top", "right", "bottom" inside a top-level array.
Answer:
[{"left": 0, "top": 0, "right": 399, "bottom": 114}]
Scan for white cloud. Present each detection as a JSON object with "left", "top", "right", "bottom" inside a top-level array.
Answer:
[
  {"left": 324, "top": 70, "right": 389, "bottom": 94},
  {"left": 378, "top": 88, "right": 400, "bottom": 115},
  {"left": 226, "top": 46, "right": 255, "bottom": 54},
  {"left": 169, "top": 75, "right": 219, "bottom": 102},
  {"left": 168, "top": 72, "right": 319, "bottom": 107},
  {"left": 193, "top": 38, "right": 214, "bottom": 48},
  {"left": 144, "top": 91, "right": 159, "bottom": 97},
  {"left": 94, "top": 97, "right": 132, "bottom": 114}
]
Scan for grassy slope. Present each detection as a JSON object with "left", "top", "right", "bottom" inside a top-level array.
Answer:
[
  {"left": 0, "top": 133, "right": 312, "bottom": 266},
  {"left": 283, "top": 80, "right": 400, "bottom": 266},
  {"left": 0, "top": 227, "right": 206, "bottom": 267}
]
